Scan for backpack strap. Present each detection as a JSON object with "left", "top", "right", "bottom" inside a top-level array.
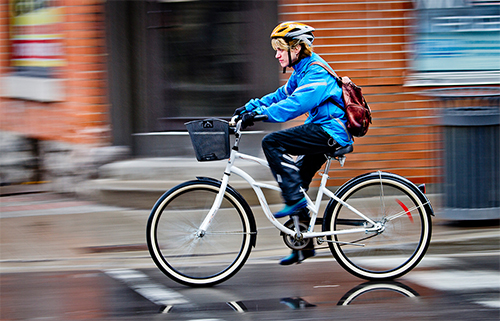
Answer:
[
  {"left": 310, "top": 61, "right": 341, "bottom": 82},
  {"left": 310, "top": 61, "right": 344, "bottom": 110}
]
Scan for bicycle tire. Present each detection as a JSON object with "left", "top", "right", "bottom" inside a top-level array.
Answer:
[
  {"left": 323, "top": 172, "right": 432, "bottom": 280},
  {"left": 146, "top": 178, "right": 256, "bottom": 287}
]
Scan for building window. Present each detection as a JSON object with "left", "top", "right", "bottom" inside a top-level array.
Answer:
[
  {"left": 408, "top": 0, "right": 500, "bottom": 86},
  {"left": 149, "top": 1, "right": 251, "bottom": 128}
]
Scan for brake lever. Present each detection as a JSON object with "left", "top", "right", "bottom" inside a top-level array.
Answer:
[{"left": 229, "top": 115, "right": 239, "bottom": 127}]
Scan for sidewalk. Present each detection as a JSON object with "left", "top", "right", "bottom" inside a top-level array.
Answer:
[{"left": 1, "top": 192, "right": 498, "bottom": 274}]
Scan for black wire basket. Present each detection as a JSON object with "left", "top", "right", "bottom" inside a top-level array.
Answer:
[{"left": 185, "top": 118, "right": 230, "bottom": 161}]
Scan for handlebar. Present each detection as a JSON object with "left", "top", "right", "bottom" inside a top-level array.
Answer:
[
  {"left": 229, "top": 113, "right": 268, "bottom": 128},
  {"left": 253, "top": 114, "right": 269, "bottom": 122}
]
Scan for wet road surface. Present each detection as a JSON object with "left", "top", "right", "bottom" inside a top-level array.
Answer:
[
  {"left": 1, "top": 193, "right": 499, "bottom": 320},
  {"left": 1, "top": 253, "right": 499, "bottom": 320}
]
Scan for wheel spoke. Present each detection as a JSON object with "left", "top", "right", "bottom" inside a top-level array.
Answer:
[
  {"left": 385, "top": 201, "right": 431, "bottom": 222},
  {"left": 205, "top": 230, "right": 255, "bottom": 235}
]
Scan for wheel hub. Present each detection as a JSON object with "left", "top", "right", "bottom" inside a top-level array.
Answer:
[
  {"left": 364, "top": 221, "right": 385, "bottom": 234},
  {"left": 375, "top": 221, "right": 386, "bottom": 233}
]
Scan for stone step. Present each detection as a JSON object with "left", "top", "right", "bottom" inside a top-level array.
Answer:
[
  {"left": 97, "top": 157, "right": 274, "bottom": 181},
  {"left": 77, "top": 157, "right": 282, "bottom": 209}
]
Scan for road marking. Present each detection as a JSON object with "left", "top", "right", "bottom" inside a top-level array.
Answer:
[
  {"left": 313, "top": 284, "right": 339, "bottom": 288},
  {"left": 406, "top": 270, "right": 500, "bottom": 291},
  {"left": 475, "top": 300, "right": 500, "bottom": 309},
  {"left": 104, "top": 268, "right": 190, "bottom": 306},
  {"left": 406, "top": 270, "right": 500, "bottom": 309}
]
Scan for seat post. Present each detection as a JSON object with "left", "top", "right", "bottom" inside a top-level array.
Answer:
[
  {"left": 325, "top": 145, "right": 352, "bottom": 169},
  {"left": 324, "top": 156, "right": 333, "bottom": 175}
]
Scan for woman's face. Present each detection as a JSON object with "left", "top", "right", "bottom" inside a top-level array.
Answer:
[
  {"left": 275, "top": 48, "right": 289, "bottom": 68},
  {"left": 275, "top": 45, "right": 301, "bottom": 68}
]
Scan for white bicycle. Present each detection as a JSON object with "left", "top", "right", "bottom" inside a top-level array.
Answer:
[{"left": 146, "top": 116, "right": 433, "bottom": 287}]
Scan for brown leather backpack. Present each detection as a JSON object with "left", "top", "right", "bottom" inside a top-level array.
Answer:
[{"left": 311, "top": 62, "right": 372, "bottom": 137}]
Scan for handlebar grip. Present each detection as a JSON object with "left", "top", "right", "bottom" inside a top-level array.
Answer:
[{"left": 253, "top": 114, "right": 268, "bottom": 122}]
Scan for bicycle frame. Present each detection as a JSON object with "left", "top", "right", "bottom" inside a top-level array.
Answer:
[{"left": 197, "top": 120, "right": 381, "bottom": 242}]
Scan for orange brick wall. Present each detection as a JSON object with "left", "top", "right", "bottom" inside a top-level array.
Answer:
[
  {"left": 278, "top": 0, "right": 440, "bottom": 186},
  {"left": 0, "top": 0, "right": 110, "bottom": 146}
]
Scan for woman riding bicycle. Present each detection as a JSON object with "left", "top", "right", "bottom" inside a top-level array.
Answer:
[{"left": 234, "top": 22, "right": 353, "bottom": 265}]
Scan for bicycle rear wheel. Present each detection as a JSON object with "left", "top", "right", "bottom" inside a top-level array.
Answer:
[
  {"left": 323, "top": 172, "right": 432, "bottom": 280},
  {"left": 146, "top": 179, "right": 256, "bottom": 287}
]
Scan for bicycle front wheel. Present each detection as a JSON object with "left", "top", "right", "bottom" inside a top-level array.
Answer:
[
  {"left": 146, "top": 179, "right": 256, "bottom": 287},
  {"left": 323, "top": 172, "right": 432, "bottom": 280}
]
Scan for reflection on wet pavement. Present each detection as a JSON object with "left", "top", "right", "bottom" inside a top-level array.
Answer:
[
  {"left": 337, "top": 281, "right": 419, "bottom": 306},
  {"left": 155, "top": 281, "right": 419, "bottom": 314},
  {"left": 3, "top": 264, "right": 499, "bottom": 320},
  {"left": 0, "top": 271, "right": 422, "bottom": 319}
]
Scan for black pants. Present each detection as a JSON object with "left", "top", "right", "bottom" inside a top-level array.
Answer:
[{"left": 262, "top": 123, "right": 341, "bottom": 205}]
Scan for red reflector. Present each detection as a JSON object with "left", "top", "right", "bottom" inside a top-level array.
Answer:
[{"left": 396, "top": 199, "right": 413, "bottom": 223}]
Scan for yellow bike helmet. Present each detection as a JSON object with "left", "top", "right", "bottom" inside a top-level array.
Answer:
[{"left": 271, "top": 21, "right": 315, "bottom": 46}]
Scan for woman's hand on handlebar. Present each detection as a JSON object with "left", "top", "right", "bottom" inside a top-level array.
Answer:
[
  {"left": 229, "top": 112, "right": 268, "bottom": 129},
  {"left": 241, "top": 112, "right": 256, "bottom": 129}
]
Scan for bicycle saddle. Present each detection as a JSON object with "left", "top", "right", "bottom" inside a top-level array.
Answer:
[{"left": 326, "top": 144, "right": 353, "bottom": 158}]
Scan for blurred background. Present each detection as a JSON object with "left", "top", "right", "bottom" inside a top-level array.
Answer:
[
  {"left": 0, "top": 0, "right": 499, "bottom": 221},
  {"left": 0, "top": 2, "right": 499, "bottom": 320}
]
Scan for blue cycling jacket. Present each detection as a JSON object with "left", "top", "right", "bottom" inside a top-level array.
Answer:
[{"left": 244, "top": 52, "right": 353, "bottom": 147}]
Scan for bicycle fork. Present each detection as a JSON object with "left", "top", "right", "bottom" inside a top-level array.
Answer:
[{"left": 196, "top": 171, "right": 231, "bottom": 237}]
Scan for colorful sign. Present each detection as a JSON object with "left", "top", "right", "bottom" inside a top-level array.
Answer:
[{"left": 9, "top": 0, "right": 65, "bottom": 68}]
